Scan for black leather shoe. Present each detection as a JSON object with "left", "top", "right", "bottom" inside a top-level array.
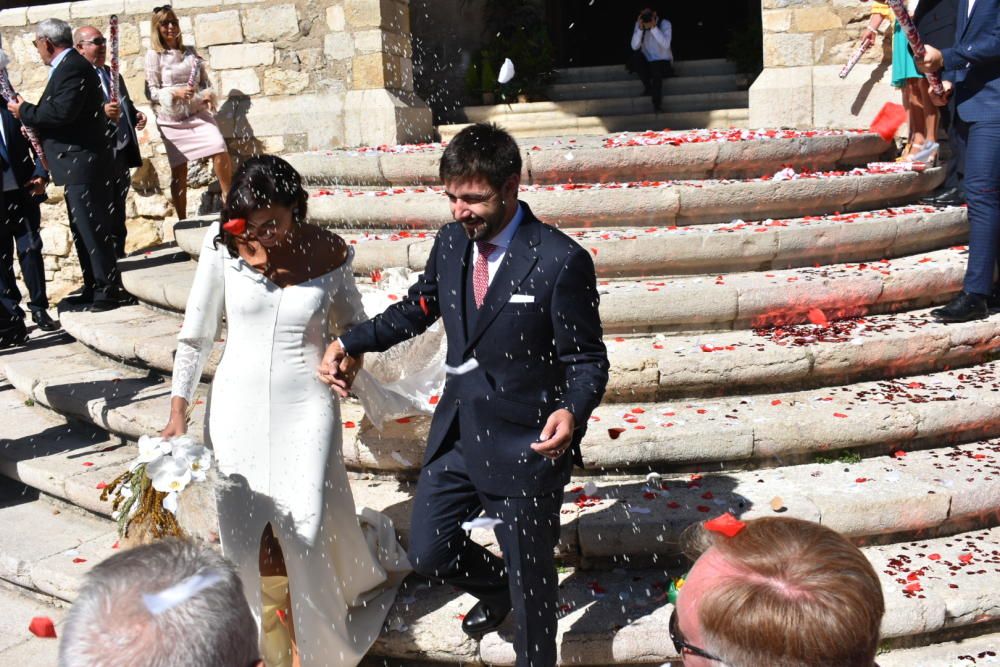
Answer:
[
  {"left": 931, "top": 292, "right": 989, "bottom": 323},
  {"left": 0, "top": 325, "right": 29, "bottom": 349},
  {"left": 31, "top": 311, "right": 61, "bottom": 332},
  {"left": 461, "top": 597, "right": 512, "bottom": 640},
  {"left": 60, "top": 290, "right": 95, "bottom": 306},
  {"left": 920, "top": 186, "right": 966, "bottom": 207}
]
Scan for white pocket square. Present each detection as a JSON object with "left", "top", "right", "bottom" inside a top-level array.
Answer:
[{"left": 509, "top": 294, "right": 535, "bottom": 303}]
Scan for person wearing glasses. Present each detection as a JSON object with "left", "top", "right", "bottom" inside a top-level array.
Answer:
[
  {"left": 7, "top": 18, "right": 130, "bottom": 313},
  {"left": 671, "top": 516, "right": 884, "bottom": 666},
  {"left": 75, "top": 25, "right": 148, "bottom": 259},
  {"left": 144, "top": 5, "right": 232, "bottom": 219}
]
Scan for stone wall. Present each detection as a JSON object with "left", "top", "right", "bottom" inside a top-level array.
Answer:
[
  {"left": 750, "top": 0, "right": 898, "bottom": 129},
  {"left": 0, "top": 0, "right": 432, "bottom": 302}
]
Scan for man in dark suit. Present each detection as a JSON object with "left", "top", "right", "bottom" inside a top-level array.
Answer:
[
  {"left": 74, "top": 25, "right": 147, "bottom": 259},
  {"left": 0, "top": 97, "right": 60, "bottom": 345},
  {"left": 919, "top": 0, "right": 1000, "bottom": 321},
  {"left": 322, "top": 123, "right": 609, "bottom": 666},
  {"left": 8, "top": 18, "right": 128, "bottom": 312},
  {"left": 915, "top": 0, "right": 967, "bottom": 206}
]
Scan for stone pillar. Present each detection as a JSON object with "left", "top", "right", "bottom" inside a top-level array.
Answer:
[
  {"left": 338, "top": 0, "right": 433, "bottom": 146},
  {"left": 750, "top": 0, "right": 897, "bottom": 129}
]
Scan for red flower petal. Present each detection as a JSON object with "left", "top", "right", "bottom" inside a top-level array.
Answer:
[
  {"left": 72, "top": 558, "right": 87, "bottom": 564},
  {"left": 904, "top": 582, "right": 922, "bottom": 592},
  {"left": 807, "top": 308, "right": 828, "bottom": 326},
  {"left": 344, "top": 421, "right": 356, "bottom": 428},
  {"left": 28, "top": 617, "right": 57, "bottom": 639},
  {"left": 631, "top": 407, "right": 645, "bottom": 414},
  {"left": 82, "top": 462, "right": 94, "bottom": 467},
  {"left": 222, "top": 218, "right": 247, "bottom": 235},
  {"left": 429, "top": 395, "right": 440, "bottom": 405},
  {"left": 95, "top": 482, "right": 107, "bottom": 490},
  {"left": 928, "top": 553, "right": 941, "bottom": 561},
  {"left": 833, "top": 413, "right": 848, "bottom": 418},
  {"left": 771, "top": 399, "right": 782, "bottom": 406},
  {"left": 419, "top": 296, "right": 430, "bottom": 316},
  {"left": 958, "top": 553, "right": 973, "bottom": 564},
  {"left": 704, "top": 512, "right": 746, "bottom": 537},
  {"left": 607, "top": 427, "right": 626, "bottom": 439}
]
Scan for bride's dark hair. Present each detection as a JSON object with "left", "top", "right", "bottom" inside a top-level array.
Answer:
[{"left": 214, "top": 154, "right": 309, "bottom": 257}]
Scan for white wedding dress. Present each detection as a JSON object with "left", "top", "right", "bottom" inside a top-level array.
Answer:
[{"left": 171, "top": 222, "right": 410, "bottom": 666}]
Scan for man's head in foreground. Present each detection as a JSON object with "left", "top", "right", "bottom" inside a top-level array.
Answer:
[
  {"left": 59, "top": 538, "right": 261, "bottom": 667},
  {"left": 674, "top": 516, "right": 884, "bottom": 667}
]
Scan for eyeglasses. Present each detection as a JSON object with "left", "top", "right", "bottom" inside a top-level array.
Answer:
[
  {"left": 153, "top": 5, "right": 172, "bottom": 12},
  {"left": 241, "top": 219, "right": 281, "bottom": 241},
  {"left": 669, "top": 608, "right": 725, "bottom": 663},
  {"left": 78, "top": 37, "right": 107, "bottom": 46}
]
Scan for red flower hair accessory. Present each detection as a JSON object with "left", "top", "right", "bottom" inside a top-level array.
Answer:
[
  {"left": 222, "top": 218, "right": 247, "bottom": 235},
  {"left": 704, "top": 512, "right": 747, "bottom": 538}
]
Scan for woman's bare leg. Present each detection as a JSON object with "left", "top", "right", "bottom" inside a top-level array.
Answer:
[
  {"left": 170, "top": 163, "right": 188, "bottom": 219},
  {"left": 907, "top": 79, "right": 928, "bottom": 149},
  {"left": 260, "top": 524, "right": 298, "bottom": 666},
  {"left": 213, "top": 152, "right": 234, "bottom": 204},
  {"left": 916, "top": 78, "right": 940, "bottom": 145}
]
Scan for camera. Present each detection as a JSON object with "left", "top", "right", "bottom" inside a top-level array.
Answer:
[{"left": 640, "top": 10, "right": 654, "bottom": 23}]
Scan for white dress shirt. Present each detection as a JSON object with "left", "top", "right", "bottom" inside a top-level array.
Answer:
[
  {"left": 472, "top": 202, "right": 525, "bottom": 286},
  {"left": 631, "top": 19, "right": 673, "bottom": 63},
  {"left": 47, "top": 48, "right": 71, "bottom": 78},
  {"left": 968, "top": 0, "right": 977, "bottom": 16}
]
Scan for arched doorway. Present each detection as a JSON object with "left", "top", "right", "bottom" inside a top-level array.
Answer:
[{"left": 545, "top": 0, "right": 762, "bottom": 69}]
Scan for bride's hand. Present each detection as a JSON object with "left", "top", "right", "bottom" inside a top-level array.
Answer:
[{"left": 319, "top": 339, "right": 354, "bottom": 397}]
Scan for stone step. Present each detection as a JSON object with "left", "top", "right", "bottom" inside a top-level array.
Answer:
[
  {"left": 437, "top": 108, "right": 750, "bottom": 140},
  {"left": 554, "top": 59, "right": 738, "bottom": 84},
  {"left": 545, "top": 73, "right": 745, "bottom": 101},
  {"left": 300, "top": 169, "right": 943, "bottom": 231},
  {"left": 458, "top": 91, "right": 750, "bottom": 124},
  {"left": 0, "top": 578, "right": 66, "bottom": 665},
  {"left": 878, "top": 633, "right": 1000, "bottom": 667},
  {"left": 119, "top": 244, "right": 968, "bottom": 335},
  {"left": 287, "top": 130, "right": 887, "bottom": 187},
  {"left": 10, "top": 337, "right": 1000, "bottom": 476},
  {"left": 59, "top": 301, "right": 1000, "bottom": 406},
  {"left": 380, "top": 528, "right": 1000, "bottom": 665},
  {"left": 174, "top": 206, "right": 967, "bottom": 279}
]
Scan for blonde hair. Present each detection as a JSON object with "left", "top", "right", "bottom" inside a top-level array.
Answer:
[
  {"left": 150, "top": 7, "right": 184, "bottom": 53},
  {"left": 684, "top": 517, "right": 884, "bottom": 667}
]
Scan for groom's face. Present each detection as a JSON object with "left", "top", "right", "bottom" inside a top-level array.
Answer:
[{"left": 445, "top": 175, "right": 518, "bottom": 241}]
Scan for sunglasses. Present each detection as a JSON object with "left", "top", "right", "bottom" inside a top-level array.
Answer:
[
  {"left": 78, "top": 37, "right": 107, "bottom": 46},
  {"left": 669, "top": 607, "right": 725, "bottom": 663},
  {"left": 153, "top": 4, "right": 172, "bottom": 12}
]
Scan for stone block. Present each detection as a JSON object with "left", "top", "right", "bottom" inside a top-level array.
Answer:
[
  {"left": 27, "top": 3, "right": 71, "bottom": 22},
  {"left": 132, "top": 193, "right": 171, "bottom": 219},
  {"left": 243, "top": 4, "right": 299, "bottom": 42},
  {"left": 345, "top": 0, "right": 408, "bottom": 32},
  {"left": 353, "top": 29, "right": 412, "bottom": 58},
  {"left": 352, "top": 52, "right": 387, "bottom": 89},
  {"left": 118, "top": 22, "right": 141, "bottom": 56},
  {"left": 764, "top": 32, "right": 814, "bottom": 68},
  {"left": 69, "top": 0, "right": 125, "bottom": 19},
  {"left": 194, "top": 10, "right": 243, "bottom": 47},
  {"left": 0, "top": 8, "right": 28, "bottom": 27},
  {"left": 794, "top": 6, "right": 842, "bottom": 32},
  {"left": 171, "top": 0, "right": 221, "bottom": 9},
  {"left": 812, "top": 64, "right": 896, "bottom": 130},
  {"left": 262, "top": 67, "right": 308, "bottom": 95},
  {"left": 39, "top": 225, "right": 71, "bottom": 257},
  {"left": 124, "top": 0, "right": 159, "bottom": 13},
  {"left": 209, "top": 42, "right": 274, "bottom": 70},
  {"left": 220, "top": 67, "right": 260, "bottom": 96},
  {"left": 749, "top": 66, "right": 813, "bottom": 128},
  {"left": 762, "top": 9, "right": 793, "bottom": 33},
  {"left": 125, "top": 218, "right": 162, "bottom": 252},
  {"left": 327, "top": 4, "right": 346, "bottom": 31},
  {"left": 343, "top": 88, "right": 432, "bottom": 148},
  {"left": 324, "top": 32, "right": 354, "bottom": 60}
]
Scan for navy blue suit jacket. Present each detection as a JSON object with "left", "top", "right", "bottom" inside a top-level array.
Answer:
[
  {"left": 0, "top": 107, "right": 48, "bottom": 203},
  {"left": 342, "top": 203, "right": 609, "bottom": 496},
  {"left": 943, "top": 0, "right": 1000, "bottom": 122}
]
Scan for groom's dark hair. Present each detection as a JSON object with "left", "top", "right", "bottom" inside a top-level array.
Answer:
[{"left": 440, "top": 122, "right": 522, "bottom": 192}]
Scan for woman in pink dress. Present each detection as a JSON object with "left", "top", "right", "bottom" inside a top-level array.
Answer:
[{"left": 145, "top": 6, "right": 233, "bottom": 218}]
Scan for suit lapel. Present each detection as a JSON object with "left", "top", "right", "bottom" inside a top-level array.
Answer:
[
  {"left": 464, "top": 214, "right": 540, "bottom": 354},
  {"left": 958, "top": 0, "right": 973, "bottom": 38},
  {"left": 439, "top": 226, "right": 472, "bottom": 348}
]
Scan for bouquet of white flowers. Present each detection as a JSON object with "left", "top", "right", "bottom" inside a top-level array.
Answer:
[{"left": 101, "top": 435, "right": 216, "bottom": 544}]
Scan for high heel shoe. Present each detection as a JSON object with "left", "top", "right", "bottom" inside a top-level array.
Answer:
[
  {"left": 896, "top": 141, "right": 920, "bottom": 162},
  {"left": 909, "top": 141, "right": 939, "bottom": 166},
  {"left": 261, "top": 576, "right": 295, "bottom": 667}
]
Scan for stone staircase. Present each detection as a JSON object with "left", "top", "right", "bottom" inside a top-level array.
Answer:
[
  {"left": 438, "top": 59, "right": 750, "bottom": 141},
  {"left": 2, "top": 128, "right": 1000, "bottom": 664}
]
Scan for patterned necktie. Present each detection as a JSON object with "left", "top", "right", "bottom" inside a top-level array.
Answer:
[{"left": 473, "top": 241, "right": 497, "bottom": 308}]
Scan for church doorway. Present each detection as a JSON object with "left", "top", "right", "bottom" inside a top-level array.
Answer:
[{"left": 545, "top": 0, "right": 762, "bottom": 69}]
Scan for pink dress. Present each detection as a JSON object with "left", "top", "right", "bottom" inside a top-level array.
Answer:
[{"left": 145, "top": 47, "right": 227, "bottom": 167}]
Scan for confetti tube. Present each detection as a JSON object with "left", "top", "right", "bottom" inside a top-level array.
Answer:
[
  {"left": 109, "top": 14, "right": 120, "bottom": 103},
  {"left": 884, "top": 0, "right": 945, "bottom": 96}
]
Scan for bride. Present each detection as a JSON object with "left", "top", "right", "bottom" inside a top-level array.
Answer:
[{"left": 161, "top": 155, "right": 408, "bottom": 666}]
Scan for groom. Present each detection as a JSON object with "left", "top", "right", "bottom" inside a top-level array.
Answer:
[{"left": 322, "top": 123, "right": 609, "bottom": 665}]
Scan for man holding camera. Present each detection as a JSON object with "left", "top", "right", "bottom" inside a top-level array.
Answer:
[{"left": 630, "top": 7, "right": 673, "bottom": 113}]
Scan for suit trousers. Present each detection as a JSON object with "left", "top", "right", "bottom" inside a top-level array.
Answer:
[
  {"left": 956, "top": 116, "right": 1000, "bottom": 296},
  {"left": 0, "top": 188, "right": 47, "bottom": 323},
  {"left": 109, "top": 151, "right": 132, "bottom": 259},
  {"left": 65, "top": 182, "right": 119, "bottom": 301},
  {"left": 943, "top": 95, "right": 966, "bottom": 193},
  {"left": 407, "top": 422, "right": 563, "bottom": 667},
  {"left": 632, "top": 56, "right": 672, "bottom": 112}
]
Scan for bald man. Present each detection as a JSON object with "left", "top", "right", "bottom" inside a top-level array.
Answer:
[{"left": 74, "top": 25, "right": 146, "bottom": 258}]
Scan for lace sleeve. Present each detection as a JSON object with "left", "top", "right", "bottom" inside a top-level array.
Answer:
[
  {"left": 328, "top": 249, "right": 369, "bottom": 338},
  {"left": 172, "top": 224, "right": 226, "bottom": 402}
]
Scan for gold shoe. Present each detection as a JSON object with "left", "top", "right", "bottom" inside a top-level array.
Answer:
[{"left": 261, "top": 575, "right": 294, "bottom": 667}]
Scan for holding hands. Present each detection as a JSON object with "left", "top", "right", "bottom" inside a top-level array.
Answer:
[{"left": 318, "top": 339, "right": 363, "bottom": 398}]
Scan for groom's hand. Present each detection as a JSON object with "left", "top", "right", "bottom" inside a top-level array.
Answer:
[
  {"left": 319, "top": 340, "right": 352, "bottom": 397},
  {"left": 531, "top": 409, "right": 575, "bottom": 460}
]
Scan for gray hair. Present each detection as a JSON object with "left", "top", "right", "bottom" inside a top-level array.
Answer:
[
  {"left": 36, "top": 18, "right": 74, "bottom": 48},
  {"left": 59, "top": 539, "right": 260, "bottom": 667}
]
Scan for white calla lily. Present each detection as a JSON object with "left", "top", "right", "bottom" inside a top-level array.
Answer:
[
  {"left": 498, "top": 58, "right": 515, "bottom": 84},
  {"left": 147, "top": 456, "right": 192, "bottom": 495},
  {"left": 137, "top": 435, "right": 172, "bottom": 463},
  {"left": 162, "top": 491, "right": 180, "bottom": 515},
  {"left": 171, "top": 442, "right": 213, "bottom": 482}
]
